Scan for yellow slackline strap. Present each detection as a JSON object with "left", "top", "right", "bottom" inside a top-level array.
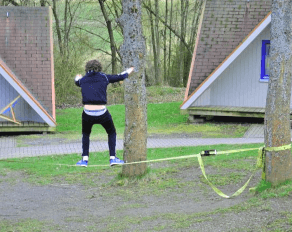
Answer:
[
  {"left": 58, "top": 147, "right": 262, "bottom": 199},
  {"left": 257, "top": 143, "right": 291, "bottom": 180},
  {"left": 265, "top": 144, "right": 291, "bottom": 152},
  {"left": 198, "top": 143, "right": 291, "bottom": 198},
  {"left": 215, "top": 147, "right": 259, "bottom": 155},
  {"left": 198, "top": 154, "right": 255, "bottom": 199},
  {"left": 56, "top": 154, "right": 201, "bottom": 167},
  {"left": 256, "top": 144, "right": 291, "bottom": 169},
  {"left": 2, "top": 144, "right": 291, "bottom": 199},
  {"left": 250, "top": 143, "right": 292, "bottom": 190}
]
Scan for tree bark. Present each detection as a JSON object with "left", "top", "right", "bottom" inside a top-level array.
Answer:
[
  {"left": 179, "top": 0, "right": 188, "bottom": 87},
  {"left": 145, "top": 0, "right": 161, "bottom": 85},
  {"left": 51, "top": 0, "right": 64, "bottom": 56},
  {"left": 264, "top": 0, "right": 292, "bottom": 185},
  {"left": 147, "top": 1, "right": 158, "bottom": 85},
  {"left": 168, "top": 0, "right": 173, "bottom": 82},
  {"left": 119, "top": 0, "right": 147, "bottom": 177},
  {"left": 154, "top": 0, "right": 161, "bottom": 85},
  {"left": 163, "top": 0, "right": 168, "bottom": 84}
]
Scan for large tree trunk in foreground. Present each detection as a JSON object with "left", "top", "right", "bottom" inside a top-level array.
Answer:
[
  {"left": 119, "top": 0, "right": 147, "bottom": 177},
  {"left": 264, "top": 0, "right": 292, "bottom": 185}
]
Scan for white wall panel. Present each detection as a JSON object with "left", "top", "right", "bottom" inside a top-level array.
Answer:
[
  {"left": 192, "top": 25, "right": 271, "bottom": 108},
  {"left": 0, "top": 76, "right": 44, "bottom": 123}
]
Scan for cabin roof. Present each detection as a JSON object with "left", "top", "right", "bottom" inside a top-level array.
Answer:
[
  {"left": 181, "top": 12, "right": 271, "bottom": 110},
  {"left": 0, "top": 56, "right": 56, "bottom": 126},
  {"left": 182, "top": 0, "right": 272, "bottom": 109},
  {"left": 0, "top": 6, "right": 55, "bottom": 120}
]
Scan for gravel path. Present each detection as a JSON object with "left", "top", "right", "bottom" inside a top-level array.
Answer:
[{"left": 0, "top": 125, "right": 291, "bottom": 231}]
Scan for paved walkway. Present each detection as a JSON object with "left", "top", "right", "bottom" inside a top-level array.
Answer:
[
  {"left": 0, "top": 137, "right": 265, "bottom": 159},
  {"left": 0, "top": 123, "right": 288, "bottom": 160}
]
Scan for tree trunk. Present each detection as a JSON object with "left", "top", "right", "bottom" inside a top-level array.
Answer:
[
  {"left": 168, "top": 0, "right": 173, "bottom": 82},
  {"left": 179, "top": 0, "right": 188, "bottom": 87},
  {"left": 99, "top": 0, "right": 117, "bottom": 74},
  {"left": 119, "top": 0, "right": 147, "bottom": 177},
  {"left": 142, "top": 2, "right": 192, "bottom": 55},
  {"left": 188, "top": 1, "right": 203, "bottom": 49},
  {"left": 51, "top": 0, "right": 64, "bottom": 56},
  {"left": 163, "top": 0, "right": 168, "bottom": 84},
  {"left": 40, "top": 0, "right": 45, "bottom": 6},
  {"left": 154, "top": 0, "right": 161, "bottom": 85},
  {"left": 264, "top": 0, "right": 292, "bottom": 185},
  {"left": 147, "top": 1, "right": 158, "bottom": 85},
  {"left": 145, "top": 0, "right": 160, "bottom": 85}
]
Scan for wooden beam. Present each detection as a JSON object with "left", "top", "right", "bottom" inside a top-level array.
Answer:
[
  {"left": 0, "top": 95, "right": 21, "bottom": 114},
  {"left": 0, "top": 126, "right": 56, "bottom": 133},
  {"left": 0, "top": 114, "right": 21, "bottom": 125}
]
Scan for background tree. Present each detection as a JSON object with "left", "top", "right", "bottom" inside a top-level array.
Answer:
[
  {"left": 48, "top": 0, "right": 86, "bottom": 106},
  {"left": 119, "top": 0, "right": 147, "bottom": 177},
  {"left": 264, "top": 0, "right": 292, "bottom": 185},
  {"left": 98, "top": 0, "right": 119, "bottom": 74},
  {"left": 3, "top": 0, "right": 204, "bottom": 105},
  {"left": 142, "top": 0, "right": 202, "bottom": 86},
  {"left": 145, "top": 0, "right": 160, "bottom": 85},
  {"left": 179, "top": 0, "right": 188, "bottom": 87}
]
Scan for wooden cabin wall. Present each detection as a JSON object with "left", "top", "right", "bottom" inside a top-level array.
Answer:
[
  {"left": 0, "top": 7, "right": 55, "bottom": 118},
  {"left": 192, "top": 25, "right": 276, "bottom": 108},
  {"left": 0, "top": 75, "right": 45, "bottom": 123}
]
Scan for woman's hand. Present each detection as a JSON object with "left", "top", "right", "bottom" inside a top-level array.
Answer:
[
  {"left": 119, "top": 67, "right": 135, "bottom": 84},
  {"left": 127, "top": 67, "right": 135, "bottom": 75},
  {"left": 75, "top": 74, "right": 83, "bottom": 81}
]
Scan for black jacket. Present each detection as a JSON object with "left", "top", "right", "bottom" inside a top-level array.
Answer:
[{"left": 75, "top": 71, "right": 128, "bottom": 105}]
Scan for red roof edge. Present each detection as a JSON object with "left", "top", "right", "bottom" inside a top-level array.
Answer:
[{"left": 183, "top": 0, "right": 207, "bottom": 104}]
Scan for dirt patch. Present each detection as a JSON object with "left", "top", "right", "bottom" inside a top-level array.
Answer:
[{"left": 0, "top": 164, "right": 291, "bottom": 231}]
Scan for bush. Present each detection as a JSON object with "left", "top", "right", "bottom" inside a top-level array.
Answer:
[{"left": 54, "top": 47, "right": 85, "bottom": 107}]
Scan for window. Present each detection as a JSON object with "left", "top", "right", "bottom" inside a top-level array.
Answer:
[{"left": 260, "top": 40, "right": 270, "bottom": 82}]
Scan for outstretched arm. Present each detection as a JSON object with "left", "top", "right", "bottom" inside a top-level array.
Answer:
[
  {"left": 121, "top": 67, "right": 134, "bottom": 75},
  {"left": 107, "top": 67, "right": 135, "bottom": 84}
]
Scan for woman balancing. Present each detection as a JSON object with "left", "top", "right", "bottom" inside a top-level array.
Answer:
[{"left": 75, "top": 59, "right": 134, "bottom": 167}]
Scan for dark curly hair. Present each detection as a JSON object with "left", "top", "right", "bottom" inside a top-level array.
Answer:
[{"left": 85, "top": 59, "right": 102, "bottom": 72}]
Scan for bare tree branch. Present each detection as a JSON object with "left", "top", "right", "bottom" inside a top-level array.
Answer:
[
  {"left": 5, "top": 0, "right": 19, "bottom": 6},
  {"left": 142, "top": 1, "right": 192, "bottom": 55},
  {"left": 73, "top": 25, "right": 110, "bottom": 43}
]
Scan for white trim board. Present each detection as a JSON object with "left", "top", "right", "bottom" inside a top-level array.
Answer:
[
  {"left": 181, "top": 14, "right": 271, "bottom": 110},
  {"left": 0, "top": 66, "right": 56, "bottom": 127}
]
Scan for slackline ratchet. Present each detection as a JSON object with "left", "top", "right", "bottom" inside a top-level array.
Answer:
[{"left": 1, "top": 143, "right": 291, "bottom": 199}]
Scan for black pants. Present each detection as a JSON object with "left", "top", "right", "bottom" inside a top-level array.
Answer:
[{"left": 82, "top": 110, "right": 116, "bottom": 157}]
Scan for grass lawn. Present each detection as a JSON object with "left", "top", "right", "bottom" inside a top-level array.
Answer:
[
  {"left": 1, "top": 142, "right": 290, "bottom": 200},
  {"left": 5, "top": 98, "right": 289, "bottom": 231},
  {"left": 0, "top": 143, "right": 265, "bottom": 190},
  {"left": 2, "top": 143, "right": 292, "bottom": 230},
  {"left": 2, "top": 143, "right": 292, "bottom": 231},
  {"left": 54, "top": 101, "right": 248, "bottom": 141}
]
